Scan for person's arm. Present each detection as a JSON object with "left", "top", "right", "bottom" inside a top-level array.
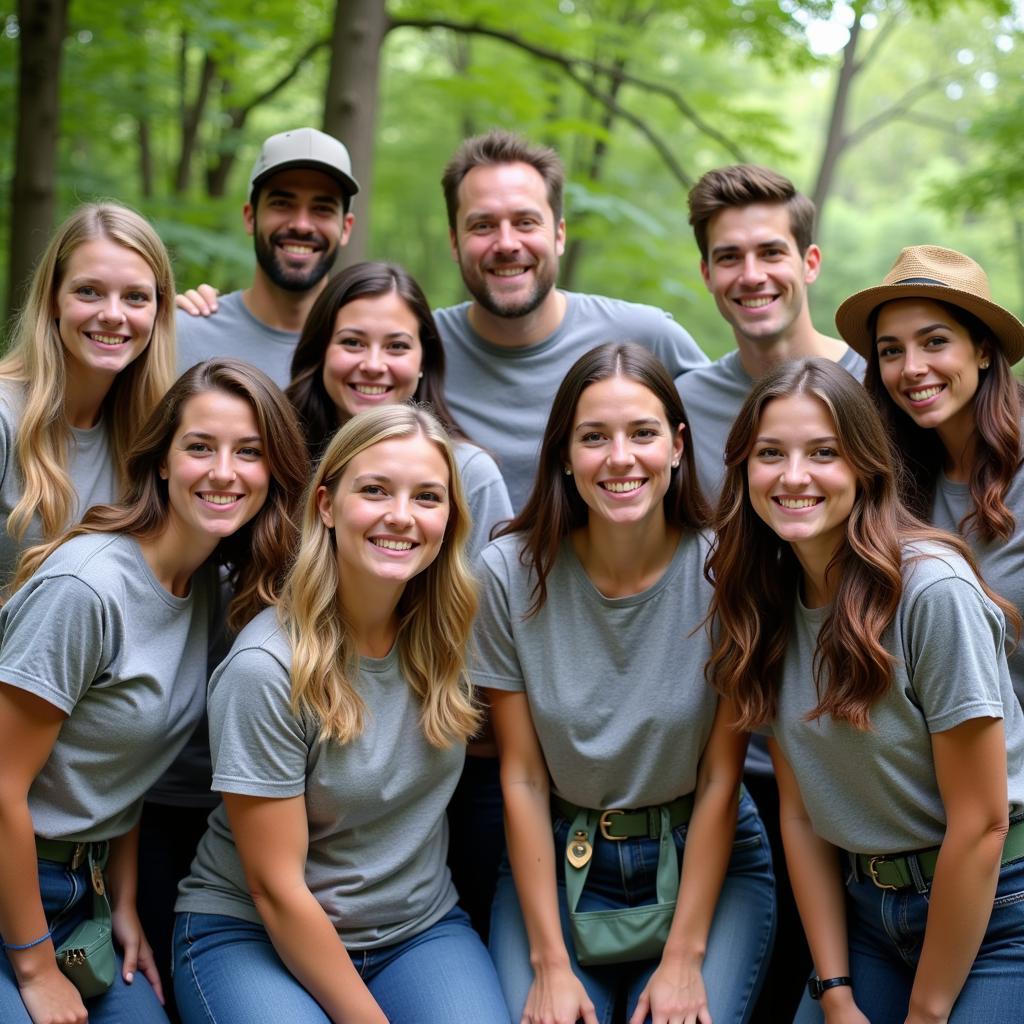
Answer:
[
  {"left": 771, "top": 739, "right": 870, "bottom": 1024},
  {"left": 905, "top": 717, "right": 1008, "bottom": 1024},
  {"left": 106, "top": 823, "right": 163, "bottom": 1002},
  {"left": 489, "top": 688, "right": 598, "bottom": 1024},
  {"left": 629, "top": 697, "right": 747, "bottom": 1024},
  {"left": 224, "top": 791, "right": 387, "bottom": 1024},
  {"left": 175, "top": 284, "right": 220, "bottom": 317},
  {"left": 0, "top": 684, "right": 87, "bottom": 1024}
]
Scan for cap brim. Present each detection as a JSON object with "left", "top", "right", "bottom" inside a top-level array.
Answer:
[
  {"left": 835, "top": 282, "right": 1024, "bottom": 366},
  {"left": 251, "top": 159, "right": 360, "bottom": 197}
]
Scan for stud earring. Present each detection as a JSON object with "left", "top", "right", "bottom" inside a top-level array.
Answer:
[
  {"left": 980, "top": 359, "right": 991, "bottom": 370},
  {"left": 671, "top": 460, "right": 680, "bottom": 468},
  {"left": 564, "top": 466, "right": 572, "bottom": 476}
]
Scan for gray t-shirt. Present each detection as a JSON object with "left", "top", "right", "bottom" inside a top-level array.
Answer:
[
  {"left": 0, "top": 381, "right": 117, "bottom": 587},
  {"left": 176, "top": 607, "right": 463, "bottom": 949},
  {"left": 675, "top": 346, "right": 866, "bottom": 505},
  {"left": 764, "top": 544, "right": 1024, "bottom": 854},
  {"left": 931, "top": 471, "right": 1024, "bottom": 707},
  {"left": 472, "top": 531, "right": 717, "bottom": 809},
  {"left": 0, "top": 533, "right": 215, "bottom": 841},
  {"left": 176, "top": 291, "right": 298, "bottom": 388},
  {"left": 436, "top": 292, "right": 709, "bottom": 511},
  {"left": 454, "top": 441, "right": 512, "bottom": 558}
]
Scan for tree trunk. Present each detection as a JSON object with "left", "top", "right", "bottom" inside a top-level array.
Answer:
[
  {"left": 138, "top": 117, "right": 154, "bottom": 198},
  {"left": 6, "top": 0, "right": 68, "bottom": 320},
  {"left": 810, "top": 11, "right": 862, "bottom": 233},
  {"left": 323, "top": 0, "right": 389, "bottom": 265},
  {"left": 175, "top": 53, "right": 217, "bottom": 195}
]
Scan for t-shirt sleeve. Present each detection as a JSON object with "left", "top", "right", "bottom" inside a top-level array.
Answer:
[
  {"left": 645, "top": 311, "right": 708, "bottom": 376},
  {"left": 905, "top": 575, "right": 1007, "bottom": 732},
  {"left": 0, "top": 574, "right": 107, "bottom": 714},
  {"left": 470, "top": 548, "right": 526, "bottom": 692},
  {"left": 207, "top": 645, "right": 309, "bottom": 798},
  {"left": 458, "top": 449, "right": 513, "bottom": 560}
]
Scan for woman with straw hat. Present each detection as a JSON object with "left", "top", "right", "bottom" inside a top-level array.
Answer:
[{"left": 836, "top": 245, "right": 1024, "bottom": 705}]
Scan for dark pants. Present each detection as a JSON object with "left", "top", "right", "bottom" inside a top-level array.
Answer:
[
  {"left": 138, "top": 801, "right": 213, "bottom": 1024},
  {"left": 745, "top": 771, "right": 812, "bottom": 1024},
  {"left": 446, "top": 754, "right": 506, "bottom": 942}
]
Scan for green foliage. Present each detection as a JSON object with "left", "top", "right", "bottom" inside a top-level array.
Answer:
[{"left": 2, "top": 0, "right": 1022, "bottom": 339}]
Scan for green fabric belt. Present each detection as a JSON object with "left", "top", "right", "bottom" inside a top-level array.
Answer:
[
  {"left": 552, "top": 792, "right": 695, "bottom": 841},
  {"left": 35, "top": 838, "right": 107, "bottom": 866},
  {"left": 854, "top": 817, "right": 1024, "bottom": 890}
]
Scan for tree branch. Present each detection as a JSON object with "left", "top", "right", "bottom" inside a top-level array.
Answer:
[
  {"left": 853, "top": 3, "right": 905, "bottom": 74},
  {"left": 388, "top": 16, "right": 746, "bottom": 161},
  {"left": 844, "top": 74, "right": 952, "bottom": 148}
]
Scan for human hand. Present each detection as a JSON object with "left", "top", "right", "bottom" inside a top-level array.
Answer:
[
  {"left": 111, "top": 902, "right": 164, "bottom": 1004},
  {"left": 522, "top": 963, "right": 598, "bottom": 1024},
  {"left": 629, "top": 957, "right": 711, "bottom": 1024},
  {"left": 18, "top": 967, "right": 88, "bottom": 1024},
  {"left": 175, "top": 283, "right": 220, "bottom": 316}
]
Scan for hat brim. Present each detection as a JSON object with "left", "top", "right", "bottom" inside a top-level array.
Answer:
[
  {"left": 251, "top": 159, "right": 360, "bottom": 198},
  {"left": 835, "top": 282, "right": 1024, "bottom": 366}
]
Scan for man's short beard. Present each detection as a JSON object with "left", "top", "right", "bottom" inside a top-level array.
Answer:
[
  {"left": 254, "top": 228, "right": 337, "bottom": 294},
  {"left": 460, "top": 257, "right": 557, "bottom": 321}
]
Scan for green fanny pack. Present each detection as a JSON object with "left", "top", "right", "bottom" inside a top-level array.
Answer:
[
  {"left": 559, "top": 795, "right": 692, "bottom": 967},
  {"left": 37, "top": 839, "right": 116, "bottom": 998}
]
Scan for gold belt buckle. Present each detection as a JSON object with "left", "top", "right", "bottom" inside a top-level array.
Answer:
[
  {"left": 599, "top": 809, "right": 626, "bottom": 841},
  {"left": 70, "top": 843, "right": 87, "bottom": 871},
  {"left": 867, "top": 856, "right": 898, "bottom": 891}
]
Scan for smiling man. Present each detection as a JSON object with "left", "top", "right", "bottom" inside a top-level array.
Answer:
[
  {"left": 436, "top": 130, "right": 707, "bottom": 511},
  {"left": 677, "top": 164, "right": 863, "bottom": 500},
  {"left": 175, "top": 128, "right": 357, "bottom": 386}
]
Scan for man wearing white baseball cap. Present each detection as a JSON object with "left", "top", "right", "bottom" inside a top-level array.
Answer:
[{"left": 175, "top": 127, "right": 358, "bottom": 386}]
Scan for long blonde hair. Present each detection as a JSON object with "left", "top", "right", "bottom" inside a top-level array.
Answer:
[
  {"left": 279, "top": 405, "right": 480, "bottom": 747},
  {"left": 0, "top": 203, "right": 176, "bottom": 543}
]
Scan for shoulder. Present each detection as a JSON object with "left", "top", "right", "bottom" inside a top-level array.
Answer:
[
  {"left": 478, "top": 533, "right": 528, "bottom": 582},
  {"left": 36, "top": 532, "right": 129, "bottom": 585},
  {"left": 175, "top": 291, "right": 244, "bottom": 337},
  {"left": 225, "top": 606, "right": 291, "bottom": 669},
  {"left": 839, "top": 345, "right": 867, "bottom": 382},
  {"left": 433, "top": 302, "right": 471, "bottom": 335},
  {"left": 899, "top": 539, "right": 999, "bottom": 623},
  {"left": 676, "top": 351, "right": 741, "bottom": 394},
  {"left": 568, "top": 291, "right": 679, "bottom": 330},
  {"left": 453, "top": 441, "right": 503, "bottom": 485}
]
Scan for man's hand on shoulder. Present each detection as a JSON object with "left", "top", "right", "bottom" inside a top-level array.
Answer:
[{"left": 176, "top": 284, "right": 220, "bottom": 317}]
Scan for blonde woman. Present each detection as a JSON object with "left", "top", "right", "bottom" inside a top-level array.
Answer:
[
  {"left": 174, "top": 406, "right": 510, "bottom": 1024},
  {"left": 0, "top": 202, "right": 176, "bottom": 587}
]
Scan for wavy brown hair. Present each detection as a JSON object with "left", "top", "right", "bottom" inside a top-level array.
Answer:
[
  {"left": 864, "top": 299, "right": 1023, "bottom": 543},
  {"left": 15, "top": 360, "right": 307, "bottom": 631},
  {"left": 278, "top": 404, "right": 480, "bottom": 747},
  {"left": 706, "top": 357, "right": 1017, "bottom": 731},
  {"left": 285, "top": 261, "right": 466, "bottom": 462},
  {"left": 500, "top": 342, "right": 710, "bottom": 615},
  {"left": 0, "top": 203, "right": 176, "bottom": 544}
]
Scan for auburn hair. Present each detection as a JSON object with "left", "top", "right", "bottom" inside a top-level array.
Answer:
[{"left": 706, "top": 357, "right": 1018, "bottom": 730}]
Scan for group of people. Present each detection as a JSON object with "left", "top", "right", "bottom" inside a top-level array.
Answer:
[{"left": 0, "top": 123, "right": 1021, "bottom": 1024}]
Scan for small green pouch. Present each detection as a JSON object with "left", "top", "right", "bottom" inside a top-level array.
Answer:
[
  {"left": 565, "top": 805, "right": 679, "bottom": 966},
  {"left": 55, "top": 845, "right": 115, "bottom": 999}
]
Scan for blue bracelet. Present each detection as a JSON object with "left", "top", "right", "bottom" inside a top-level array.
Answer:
[{"left": 2, "top": 930, "right": 51, "bottom": 951}]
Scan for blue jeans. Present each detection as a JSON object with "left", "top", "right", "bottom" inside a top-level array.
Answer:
[
  {"left": 173, "top": 904, "right": 511, "bottom": 1023},
  {"left": 0, "top": 855, "right": 168, "bottom": 1023},
  {"left": 793, "top": 852, "right": 1024, "bottom": 1023},
  {"left": 489, "top": 790, "right": 776, "bottom": 1024}
]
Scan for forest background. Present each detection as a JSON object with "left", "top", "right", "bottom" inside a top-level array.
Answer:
[{"left": 2, "top": 0, "right": 1023, "bottom": 359}]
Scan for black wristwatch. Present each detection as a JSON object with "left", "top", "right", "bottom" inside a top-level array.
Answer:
[{"left": 808, "top": 976, "right": 853, "bottom": 1000}]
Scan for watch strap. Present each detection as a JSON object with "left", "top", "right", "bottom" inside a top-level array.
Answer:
[{"left": 807, "top": 976, "right": 853, "bottom": 1000}]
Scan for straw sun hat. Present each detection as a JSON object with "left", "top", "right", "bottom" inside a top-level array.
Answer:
[{"left": 835, "top": 245, "right": 1024, "bottom": 366}]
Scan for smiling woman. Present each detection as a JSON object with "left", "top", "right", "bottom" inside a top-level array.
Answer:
[
  {"left": 0, "top": 359, "right": 307, "bottom": 1024},
  {"left": 173, "top": 405, "right": 510, "bottom": 1024},
  {"left": 479, "top": 342, "right": 775, "bottom": 1024},
  {"left": 0, "top": 203, "right": 177, "bottom": 589},
  {"left": 707, "top": 357, "right": 1024, "bottom": 1023}
]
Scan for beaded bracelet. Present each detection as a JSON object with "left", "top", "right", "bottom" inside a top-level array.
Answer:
[{"left": 2, "top": 930, "right": 51, "bottom": 951}]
